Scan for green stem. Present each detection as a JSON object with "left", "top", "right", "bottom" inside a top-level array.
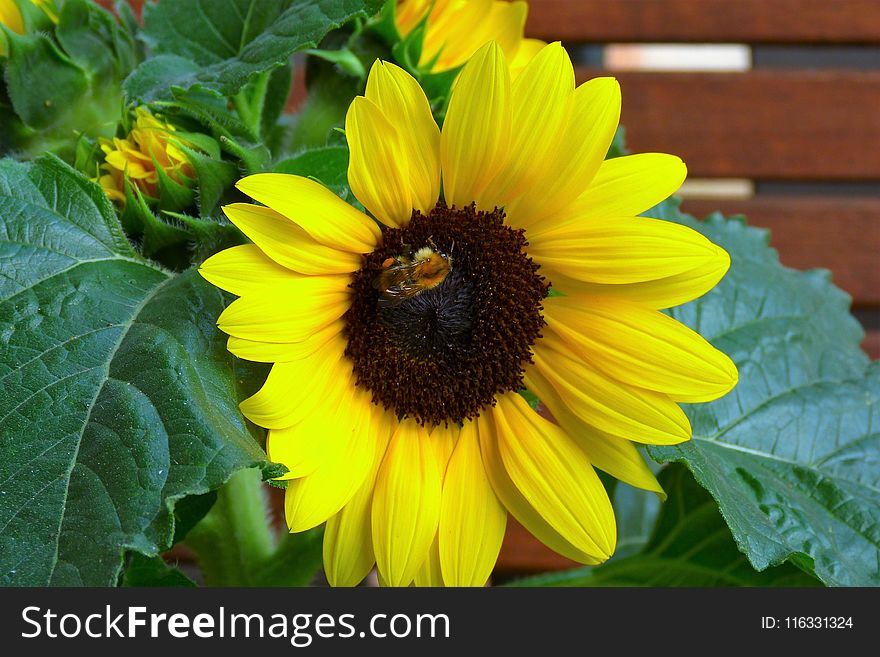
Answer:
[
  {"left": 233, "top": 70, "right": 270, "bottom": 140},
  {"left": 184, "top": 468, "right": 275, "bottom": 586}
]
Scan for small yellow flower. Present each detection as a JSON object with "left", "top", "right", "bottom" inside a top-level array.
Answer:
[
  {"left": 0, "top": 0, "right": 24, "bottom": 56},
  {"left": 395, "top": 0, "right": 544, "bottom": 73},
  {"left": 200, "top": 42, "right": 738, "bottom": 587},
  {"left": 98, "top": 107, "right": 196, "bottom": 205}
]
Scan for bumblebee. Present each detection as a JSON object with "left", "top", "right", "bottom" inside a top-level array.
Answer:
[{"left": 372, "top": 241, "right": 453, "bottom": 307}]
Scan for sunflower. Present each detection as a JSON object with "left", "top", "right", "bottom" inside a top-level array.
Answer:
[
  {"left": 395, "top": 0, "right": 545, "bottom": 74},
  {"left": 97, "top": 106, "right": 196, "bottom": 205},
  {"left": 200, "top": 41, "right": 738, "bottom": 587}
]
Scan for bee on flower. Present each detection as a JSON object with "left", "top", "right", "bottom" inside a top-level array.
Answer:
[{"left": 200, "top": 40, "right": 739, "bottom": 587}]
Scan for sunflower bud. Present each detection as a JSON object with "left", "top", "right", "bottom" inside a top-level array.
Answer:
[{"left": 97, "top": 106, "right": 196, "bottom": 207}]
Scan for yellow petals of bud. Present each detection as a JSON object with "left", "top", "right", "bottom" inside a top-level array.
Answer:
[{"left": 96, "top": 107, "right": 196, "bottom": 206}]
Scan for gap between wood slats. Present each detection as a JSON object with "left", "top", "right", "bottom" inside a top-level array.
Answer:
[
  {"left": 577, "top": 69, "right": 880, "bottom": 180},
  {"left": 526, "top": 0, "right": 880, "bottom": 44}
]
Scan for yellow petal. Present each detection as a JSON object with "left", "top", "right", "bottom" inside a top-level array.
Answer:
[
  {"left": 346, "top": 95, "right": 414, "bottom": 227},
  {"left": 545, "top": 296, "right": 738, "bottom": 402},
  {"left": 322, "top": 412, "right": 395, "bottom": 587},
  {"left": 488, "top": 393, "right": 616, "bottom": 560},
  {"left": 441, "top": 41, "right": 511, "bottom": 210},
  {"left": 239, "top": 336, "right": 347, "bottom": 429},
  {"left": 285, "top": 390, "right": 380, "bottom": 532},
  {"left": 481, "top": 41, "right": 574, "bottom": 209},
  {"left": 510, "top": 38, "right": 546, "bottom": 79},
  {"left": 547, "top": 254, "right": 732, "bottom": 310},
  {"left": 420, "top": 0, "right": 493, "bottom": 70},
  {"left": 507, "top": 76, "right": 620, "bottom": 228},
  {"left": 429, "top": 0, "right": 527, "bottom": 72},
  {"left": 222, "top": 203, "right": 362, "bottom": 275},
  {"left": 372, "top": 421, "right": 443, "bottom": 587},
  {"left": 413, "top": 535, "right": 444, "bottom": 587},
  {"left": 439, "top": 420, "right": 506, "bottom": 586},
  {"left": 364, "top": 61, "right": 441, "bottom": 215},
  {"left": 226, "top": 320, "right": 343, "bottom": 363},
  {"left": 395, "top": 0, "right": 432, "bottom": 35},
  {"left": 236, "top": 173, "right": 380, "bottom": 252},
  {"left": 267, "top": 422, "right": 326, "bottom": 481},
  {"left": 522, "top": 365, "right": 664, "bottom": 496},
  {"left": 578, "top": 431, "right": 665, "bottom": 498},
  {"left": 551, "top": 153, "right": 687, "bottom": 226},
  {"left": 199, "top": 244, "right": 301, "bottom": 296},
  {"left": 216, "top": 277, "right": 349, "bottom": 342},
  {"left": 0, "top": 1, "right": 24, "bottom": 34},
  {"left": 532, "top": 339, "right": 692, "bottom": 445},
  {"left": 266, "top": 377, "right": 352, "bottom": 481},
  {"left": 529, "top": 216, "right": 730, "bottom": 285}
]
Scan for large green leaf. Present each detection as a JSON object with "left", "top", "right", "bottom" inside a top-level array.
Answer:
[
  {"left": 0, "top": 155, "right": 278, "bottom": 586},
  {"left": 511, "top": 465, "right": 819, "bottom": 586},
  {"left": 646, "top": 202, "right": 877, "bottom": 586},
  {"left": 126, "top": 0, "right": 385, "bottom": 101}
]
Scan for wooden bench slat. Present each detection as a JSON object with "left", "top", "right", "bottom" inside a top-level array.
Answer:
[
  {"left": 527, "top": 0, "right": 880, "bottom": 44},
  {"left": 578, "top": 70, "right": 880, "bottom": 180},
  {"left": 680, "top": 197, "right": 880, "bottom": 307}
]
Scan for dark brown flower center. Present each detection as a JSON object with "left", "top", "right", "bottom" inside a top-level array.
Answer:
[{"left": 344, "top": 202, "right": 548, "bottom": 426}]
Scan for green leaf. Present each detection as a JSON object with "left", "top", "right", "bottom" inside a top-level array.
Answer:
[
  {"left": 126, "top": 0, "right": 385, "bottom": 101},
  {"left": 2, "top": 29, "right": 89, "bottom": 129},
  {"left": 274, "top": 144, "right": 351, "bottom": 199},
  {"left": 56, "top": 0, "right": 138, "bottom": 84},
  {"left": 0, "top": 155, "right": 276, "bottom": 586},
  {"left": 122, "top": 53, "right": 202, "bottom": 103},
  {"left": 170, "top": 490, "right": 218, "bottom": 545},
  {"left": 510, "top": 465, "right": 819, "bottom": 587},
  {"left": 121, "top": 553, "right": 196, "bottom": 587},
  {"left": 609, "top": 471, "right": 663, "bottom": 560},
  {"left": 644, "top": 202, "right": 877, "bottom": 586}
]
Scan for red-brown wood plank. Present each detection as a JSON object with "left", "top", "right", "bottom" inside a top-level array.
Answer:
[
  {"left": 578, "top": 70, "right": 880, "bottom": 181},
  {"left": 527, "top": 0, "right": 880, "bottom": 44},
  {"left": 681, "top": 197, "right": 880, "bottom": 307},
  {"left": 495, "top": 518, "right": 578, "bottom": 575}
]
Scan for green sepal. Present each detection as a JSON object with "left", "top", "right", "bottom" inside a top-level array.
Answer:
[
  {"left": 304, "top": 47, "right": 367, "bottom": 79},
  {"left": 121, "top": 177, "right": 191, "bottom": 259},
  {"left": 161, "top": 210, "right": 247, "bottom": 264},
  {"left": 177, "top": 143, "right": 240, "bottom": 216},
  {"left": 218, "top": 135, "right": 270, "bottom": 175},
  {"left": 73, "top": 131, "right": 103, "bottom": 178},
  {"left": 419, "top": 65, "right": 461, "bottom": 122},
  {"left": 391, "top": 20, "right": 426, "bottom": 73},
  {"left": 153, "top": 155, "right": 196, "bottom": 213},
  {"left": 371, "top": 0, "right": 401, "bottom": 43}
]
